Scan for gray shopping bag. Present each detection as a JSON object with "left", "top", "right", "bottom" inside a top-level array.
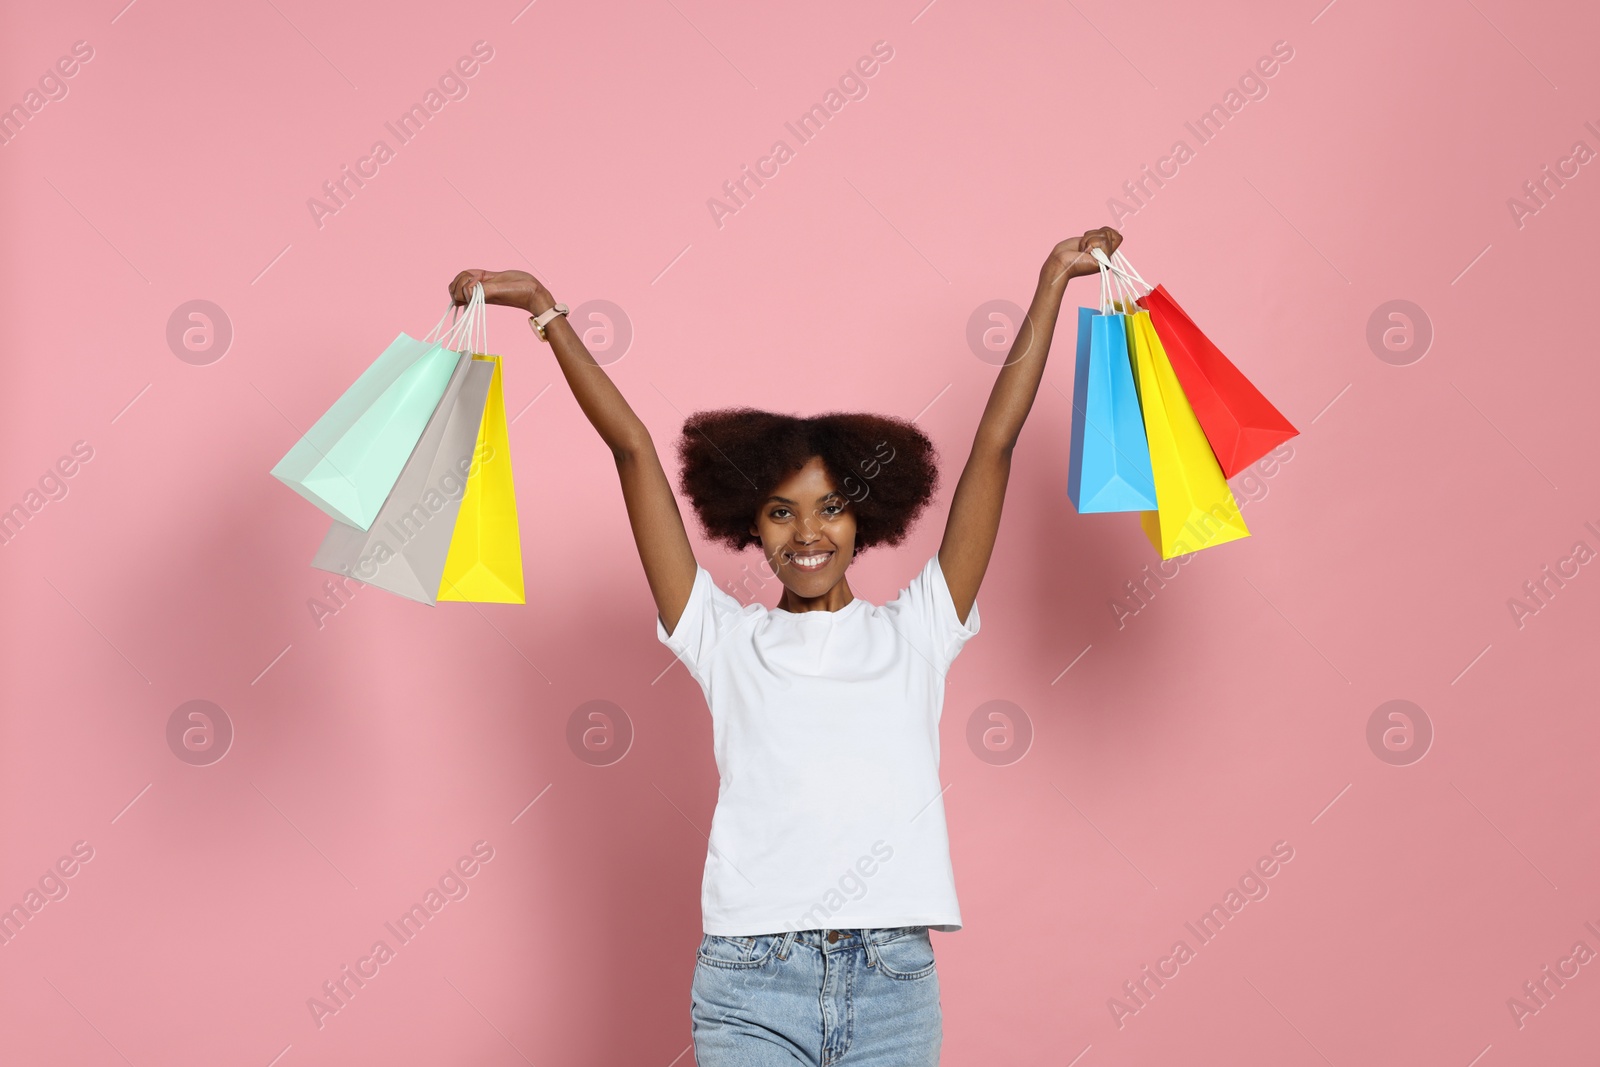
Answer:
[{"left": 311, "top": 352, "right": 494, "bottom": 604}]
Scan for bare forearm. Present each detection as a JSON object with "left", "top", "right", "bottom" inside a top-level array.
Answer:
[
  {"left": 525, "top": 288, "right": 652, "bottom": 458},
  {"left": 972, "top": 270, "right": 1071, "bottom": 455},
  {"left": 938, "top": 227, "right": 1120, "bottom": 621}
]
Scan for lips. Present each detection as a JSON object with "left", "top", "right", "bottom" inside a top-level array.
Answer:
[{"left": 787, "top": 550, "right": 834, "bottom": 572}]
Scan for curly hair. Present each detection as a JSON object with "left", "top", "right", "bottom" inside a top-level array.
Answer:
[{"left": 676, "top": 408, "right": 940, "bottom": 553}]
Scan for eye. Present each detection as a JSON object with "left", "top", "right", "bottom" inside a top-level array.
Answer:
[
  {"left": 769, "top": 507, "right": 792, "bottom": 520},
  {"left": 822, "top": 503, "right": 844, "bottom": 517}
]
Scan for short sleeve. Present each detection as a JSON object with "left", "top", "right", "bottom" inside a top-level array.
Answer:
[
  {"left": 656, "top": 566, "right": 751, "bottom": 686},
  {"left": 880, "top": 554, "right": 981, "bottom": 675}
]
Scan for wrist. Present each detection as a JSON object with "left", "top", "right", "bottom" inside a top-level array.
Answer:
[
  {"left": 525, "top": 287, "right": 558, "bottom": 315},
  {"left": 1036, "top": 266, "right": 1072, "bottom": 299}
]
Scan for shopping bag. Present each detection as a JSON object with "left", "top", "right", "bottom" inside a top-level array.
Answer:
[
  {"left": 1066, "top": 257, "right": 1158, "bottom": 512},
  {"left": 437, "top": 352, "right": 525, "bottom": 604},
  {"left": 1112, "top": 251, "right": 1297, "bottom": 478},
  {"left": 309, "top": 352, "right": 494, "bottom": 603},
  {"left": 1124, "top": 308, "right": 1249, "bottom": 558},
  {"left": 270, "top": 289, "right": 482, "bottom": 530}
]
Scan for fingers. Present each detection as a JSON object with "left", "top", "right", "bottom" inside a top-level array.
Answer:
[
  {"left": 1090, "top": 226, "right": 1123, "bottom": 254},
  {"left": 448, "top": 269, "right": 487, "bottom": 305},
  {"left": 1077, "top": 227, "right": 1123, "bottom": 263}
]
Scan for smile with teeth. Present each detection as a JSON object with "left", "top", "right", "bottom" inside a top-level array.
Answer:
[{"left": 787, "top": 550, "right": 833, "bottom": 571}]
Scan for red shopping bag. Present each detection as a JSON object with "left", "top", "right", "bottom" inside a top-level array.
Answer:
[{"left": 1105, "top": 251, "right": 1298, "bottom": 478}]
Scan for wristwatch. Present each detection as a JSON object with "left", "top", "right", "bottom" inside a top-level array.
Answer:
[{"left": 529, "top": 302, "right": 570, "bottom": 342}]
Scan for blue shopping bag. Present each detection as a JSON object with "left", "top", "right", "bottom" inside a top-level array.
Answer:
[{"left": 1066, "top": 257, "right": 1158, "bottom": 513}]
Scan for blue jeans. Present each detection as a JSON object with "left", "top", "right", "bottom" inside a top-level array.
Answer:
[{"left": 691, "top": 926, "right": 942, "bottom": 1066}]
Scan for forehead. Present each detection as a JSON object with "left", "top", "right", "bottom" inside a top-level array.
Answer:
[{"left": 766, "top": 456, "right": 839, "bottom": 500}]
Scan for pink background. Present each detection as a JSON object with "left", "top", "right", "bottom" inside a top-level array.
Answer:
[{"left": 3, "top": 1, "right": 1598, "bottom": 1063}]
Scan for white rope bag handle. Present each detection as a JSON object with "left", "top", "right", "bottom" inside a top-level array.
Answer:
[
  {"left": 449, "top": 283, "right": 489, "bottom": 353},
  {"left": 423, "top": 281, "right": 489, "bottom": 354},
  {"left": 1095, "top": 248, "right": 1137, "bottom": 314},
  {"left": 1090, "top": 247, "right": 1145, "bottom": 294},
  {"left": 1097, "top": 250, "right": 1115, "bottom": 316},
  {"left": 1099, "top": 247, "right": 1152, "bottom": 296},
  {"left": 1115, "top": 249, "right": 1151, "bottom": 291},
  {"left": 423, "top": 301, "right": 459, "bottom": 345},
  {"left": 465, "top": 282, "right": 488, "bottom": 355}
]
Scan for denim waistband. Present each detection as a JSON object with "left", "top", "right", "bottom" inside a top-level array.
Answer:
[{"left": 750, "top": 925, "right": 926, "bottom": 962}]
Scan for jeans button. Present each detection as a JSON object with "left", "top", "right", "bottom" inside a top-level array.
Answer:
[{"left": 826, "top": 930, "right": 840, "bottom": 943}]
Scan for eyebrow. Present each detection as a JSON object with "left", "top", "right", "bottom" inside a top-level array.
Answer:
[{"left": 764, "top": 492, "right": 844, "bottom": 505}]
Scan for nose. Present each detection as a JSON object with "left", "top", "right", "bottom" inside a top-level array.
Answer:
[{"left": 795, "top": 512, "right": 821, "bottom": 543}]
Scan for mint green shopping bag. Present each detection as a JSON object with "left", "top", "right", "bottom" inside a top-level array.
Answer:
[{"left": 271, "top": 286, "right": 483, "bottom": 531}]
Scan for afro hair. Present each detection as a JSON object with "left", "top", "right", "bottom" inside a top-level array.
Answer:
[{"left": 676, "top": 408, "right": 940, "bottom": 554}]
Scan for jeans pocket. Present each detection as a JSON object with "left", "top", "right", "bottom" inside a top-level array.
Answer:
[
  {"left": 696, "top": 933, "right": 781, "bottom": 970},
  {"left": 870, "top": 926, "right": 936, "bottom": 981}
]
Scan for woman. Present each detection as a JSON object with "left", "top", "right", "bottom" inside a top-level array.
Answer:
[{"left": 449, "top": 224, "right": 1121, "bottom": 1065}]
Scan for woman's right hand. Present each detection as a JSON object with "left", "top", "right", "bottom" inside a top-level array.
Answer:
[{"left": 448, "top": 269, "right": 552, "bottom": 315}]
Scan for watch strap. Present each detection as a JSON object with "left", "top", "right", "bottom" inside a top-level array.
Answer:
[{"left": 530, "top": 302, "right": 569, "bottom": 341}]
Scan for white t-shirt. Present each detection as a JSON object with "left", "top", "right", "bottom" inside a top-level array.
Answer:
[{"left": 658, "top": 554, "right": 980, "bottom": 936}]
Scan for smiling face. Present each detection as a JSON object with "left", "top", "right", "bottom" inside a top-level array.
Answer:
[{"left": 749, "top": 456, "right": 857, "bottom": 608}]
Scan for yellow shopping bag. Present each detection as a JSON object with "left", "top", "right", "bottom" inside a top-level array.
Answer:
[
  {"left": 1125, "top": 309, "right": 1250, "bottom": 559},
  {"left": 438, "top": 354, "right": 526, "bottom": 603}
]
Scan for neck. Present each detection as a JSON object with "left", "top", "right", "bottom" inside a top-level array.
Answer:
[{"left": 777, "top": 578, "right": 854, "bottom": 614}]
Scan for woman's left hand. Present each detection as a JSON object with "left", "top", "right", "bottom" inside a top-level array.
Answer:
[{"left": 1042, "top": 226, "right": 1123, "bottom": 286}]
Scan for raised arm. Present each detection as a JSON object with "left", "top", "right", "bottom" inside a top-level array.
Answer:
[
  {"left": 449, "top": 269, "right": 698, "bottom": 632},
  {"left": 938, "top": 227, "right": 1121, "bottom": 624}
]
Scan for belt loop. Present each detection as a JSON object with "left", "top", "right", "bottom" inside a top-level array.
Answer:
[
  {"left": 861, "top": 928, "right": 878, "bottom": 968},
  {"left": 779, "top": 929, "right": 797, "bottom": 961}
]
